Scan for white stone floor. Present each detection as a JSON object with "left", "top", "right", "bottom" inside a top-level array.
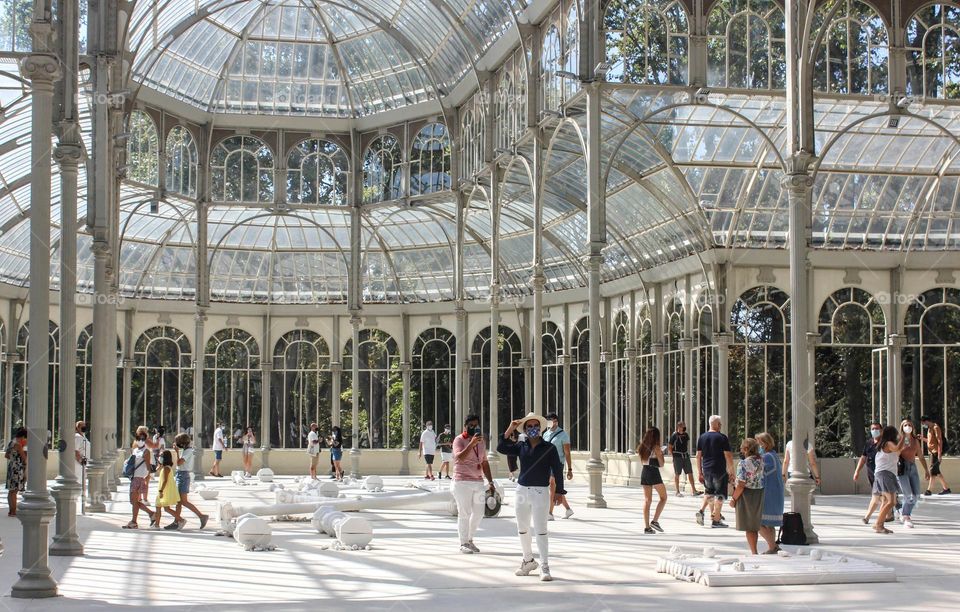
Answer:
[{"left": 0, "top": 476, "right": 957, "bottom": 611}]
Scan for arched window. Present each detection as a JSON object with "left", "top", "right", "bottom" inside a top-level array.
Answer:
[
  {"left": 132, "top": 326, "right": 192, "bottom": 435},
  {"left": 663, "top": 296, "right": 685, "bottom": 431},
  {"left": 611, "top": 311, "right": 631, "bottom": 452},
  {"left": 210, "top": 135, "right": 275, "bottom": 203},
  {"left": 906, "top": 4, "right": 960, "bottom": 100},
  {"left": 562, "top": 4, "right": 580, "bottom": 101},
  {"left": 470, "top": 325, "right": 524, "bottom": 438},
  {"left": 570, "top": 317, "right": 605, "bottom": 451},
  {"left": 542, "top": 321, "right": 564, "bottom": 421},
  {"left": 127, "top": 110, "right": 159, "bottom": 186},
  {"left": 204, "top": 329, "right": 261, "bottom": 448},
  {"left": 816, "top": 288, "right": 886, "bottom": 457},
  {"left": 77, "top": 324, "right": 122, "bottom": 431},
  {"left": 811, "top": 0, "right": 889, "bottom": 94},
  {"left": 693, "top": 298, "right": 717, "bottom": 440},
  {"left": 541, "top": 25, "right": 563, "bottom": 110},
  {"left": 12, "top": 321, "right": 59, "bottom": 441},
  {"left": 495, "top": 72, "right": 516, "bottom": 152},
  {"left": 409, "top": 123, "right": 451, "bottom": 196},
  {"left": 165, "top": 126, "right": 198, "bottom": 198},
  {"left": 272, "top": 330, "right": 331, "bottom": 449},
  {"left": 904, "top": 288, "right": 960, "bottom": 451},
  {"left": 361, "top": 135, "right": 402, "bottom": 204},
  {"left": 412, "top": 327, "right": 456, "bottom": 432},
  {"left": 343, "top": 329, "right": 400, "bottom": 449},
  {"left": 459, "top": 99, "right": 485, "bottom": 179},
  {"left": 730, "top": 286, "right": 791, "bottom": 447},
  {"left": 286, "top": 138, "right": 349, "bottom": 205},
  {"left": 0, "top": 0, "right": 32, "bottom": 52},
  {"left": 707, "top": 0, "right": 786, "bottom": 89},
  {"left": 637, "top": 305, "right": 657, "bottom": 432},
  {"left": 603, "top": 0, "right": 690, "bottom": 85}
]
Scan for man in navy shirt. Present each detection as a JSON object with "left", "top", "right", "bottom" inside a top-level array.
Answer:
[
  {"left": 695, "top": 414, "right": 734, "bottom": 528},
  {"left": 498, "top": 412, "right": 565, "bottom": 582}
]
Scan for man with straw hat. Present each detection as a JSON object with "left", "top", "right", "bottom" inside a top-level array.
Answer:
[{"left": 497, "top": 412, "right": 565, "bottom": 582}]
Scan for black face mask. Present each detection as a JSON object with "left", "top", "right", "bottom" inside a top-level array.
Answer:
[
  {"left": 739, "top": 452, "right": 746, "bottom": 460},
  {"left": 466, "top": 426, "right": 479, "bottom": 437},
  {"left": 80, "top": 427, "right": 87, "bottom": 433}
]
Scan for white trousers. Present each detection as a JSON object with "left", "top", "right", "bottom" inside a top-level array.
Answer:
[
  {"left": 516, "top": 485, "right": 550, "bottom": 565},
  {"left": 453, "top": 480, "right": 486, "bottom": 544}
]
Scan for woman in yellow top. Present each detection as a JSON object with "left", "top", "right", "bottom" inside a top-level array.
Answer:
[{"left": 152, "top": 449, "right": 180, "bottom": 529}]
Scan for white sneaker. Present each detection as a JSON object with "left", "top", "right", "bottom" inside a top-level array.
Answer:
[
  {"left": 466, "top": 541, "right": 480, "bottom": 553},
  {"left": 548, "top": 514, "right": 555, "bottom": 521},
  {"left": 564, "top": 508, "right": 574, "bottom": 519},
  {"left": 904, "top": 517, "right": 914, "bottom": 528},
  {"left": 516, "top": 558, "right": 539, "bottom": 576},
  {"left": 540, "top": 565, "right": 553, "bottom": 582},
  {"left": 898, "top": 515, "right": 905, "bottom": 524},
  {"left": 460, "top": 545, "right": 474, "bottom": 554}
]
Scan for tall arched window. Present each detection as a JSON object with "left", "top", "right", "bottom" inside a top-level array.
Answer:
[
  {"left": 204, "top": 329, "right": 261, "bottom": 448},
  {"left": 286, "top": 138, "right": 349, "bottom": 205},
  {"left": 459, "top": 99, "right": 485, "bottom": 179},
  {"left": 470, "top": 325, "right": 524, "bottom": 437},
  {"left": 816, "top": 288, "right": 885, "bottom": 457},
  {"left": 165, "top": 125, "right": 199, "bottom": 198},
  {"left": 541, "top": 25, "right": 563, "bottom": 110},
  {"left": 562, "top": 3, "right": 580, "bottom": 101},
  {"left": 272, "top": 330, "right": 331, "bottom": 449},
  {"left": 693, "top": 299, "right": 717, "bottom": 440},
  {"left": 76, "top": 324, "right": 122, "bottom": 431},
  {"left": 127, "top": 110, "right": 159, "bottom": 186},
  {"left": 412, "top": 327, "right": 456, "bottom": 432},
  {"left": 210, "top": 135, "right": 275, "bottom": 203},
  {"left": 663, "top": 296, "right": 685, "bottom": 431},
  {"left": 603, "top": 0, "right": 690, "bottom": 85},
  {"left": 611, "top": 311, "right": 631, "bottom": 452},
  {"left": 906, "top": 4, "right": 960, "bottom": 100},
  {"left": 904, "top": 287, "right": 960, "bottom": 451},
  {"left": 12, "top": 321, "right": 59, "bottom": 441},
  {"left": 361, "top": 135, "right": 402, "bottom": 204},
  {"left": 811, "top": 0, "right": 889, "bottom": 94},
  {"left": 409, "top": 123, "right": 451, "bottom": 196},
  {"left": 570, "top": 317, "right": 606, "bottom": 451},
  {"left": 343, "top": 329, "right": 400, "bottom": 449},
  {"left": 495, "top": 72, "right": 516, "bottom": 152},
  {"left": 730, "top": 286, "right": 791, "bottom": 447},
  {"left": 637, "top": 305, "right": 657, "bottom": 432},
  {"left": 131, "top": 326, "right": 193, "bottom": 435},
  {"left": 542, "top": 321, "right": 564, "bottom": 418},
  {"left": 706, "top": 0, "right": 786, "bottom": 89}
]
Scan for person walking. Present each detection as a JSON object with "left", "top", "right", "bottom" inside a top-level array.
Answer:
[
  {"left": 437, "top": 424, "right": 454, "bottom": 479},
  {"left": 452, "top": 414, "right": 495, "bottom": 554},
  {"left": 152, "top": 450, "right": 180, "bottom": 530},
  {"left": 5, "top": 428, "right": 27, "bottom": 516},
  {"left": 210, "top": 421, "right": 226, "bottom": 478},
  {"left": 497, "top": 413, "right": 565, "bottom": 582},
  {"left": 170, "top": 433, "right": 208, "bottom": 530},
  {"left": 241, "top": 426, "right": 256, "bottom": 478},
  {"left": 637, "top": 427, "right": 667, "bottom": 535},
  {"left": 897, "top": 419, "right": 929, "bottom": 528},
  {"left": 307, "top": 422, "right": 321, "bottom": 479},
  {"left": 74, "top": 420, "right": 90, "bottom": 501},
  {"left": 855, "top": 423, "right": 888, "bottom": 524},
  {"left": 921, "top": 416, "right": 951, "bottom": 495},
  {"left": 543, "top": 413, "right": 574, "bottom": 520},
  {"left": 756, "top": 432, "right": 783, "bottom": 553},
  {"left": 696, "top": 415, "right": 734, "bottom": 528},
  {"left": 668, "top": 422, "right": 701, "bottom": 496},
  {"left": 419, "top": 421, "right": 438, "bottom": 480},
  {"left": 123, "top": 430, "right": 156, "bottom": 529},
  {"left": 329, "top": 426, "right": 344, "bottom": 481},
  {"left": 783, "top": 436, "right": 821, "bottom": 487},
  {"left": 873, "top": 426, "right": 904, "bottom": 534},
  {"left": 729, "top": 438, "right": 765, "bottom": 554}
]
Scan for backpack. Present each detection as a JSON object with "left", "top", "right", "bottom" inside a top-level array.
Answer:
[{"left": 778, "top": 511, "right": 808, "bottom": 546}]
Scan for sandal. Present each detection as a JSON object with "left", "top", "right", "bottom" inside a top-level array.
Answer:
[
  {"left": 762, "top": 547, "right": 781, "bottom": 554},
  {"left": 873, "top": 527, "right": 892, "bottom": 534},
  {"left": 122, "top": 522, "right": 138, "bottom": 529},
  {"left": 861, "top": 517, "right": 869, "bottom": 524}
]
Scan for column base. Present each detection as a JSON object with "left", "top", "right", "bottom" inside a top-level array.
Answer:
[
  {"left": 11, "top": 493, "right": 58, "bottom": 598},
  {"left": 349, "top": 448, "right": 361, "bottom": 478},
  {"left": 585, "top": 457, "right": 607, "bottom": 508},
  {"left": 49, "top": 477, "right": 83, "bottom": 556},
  {"left": 399, "top": 447, "right": 410, "bottom": 476},
  {"left": 260, "top": 447, "right": 271, "bottom": 470},
  {"left": 786, "top": 476, "right": 819, "bottom": 544},
  {"left": 84, "top": 463, "right": 107, "bottom": 513}
]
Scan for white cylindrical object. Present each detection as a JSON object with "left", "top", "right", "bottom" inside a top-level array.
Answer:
[
  {"left": 362, "top": 475, "right": 384, "bottom": 491},
  {"left": 319, "top": 481, "right": 340, "bottom": 498},
  {"left": 257, "top": 468, "right": 275, "bottom": 483},
  {"left": 335, "top": 516, "right": 373, "bottom": 547},
  {"left": 235, "top": 514, "right": 272, "bottom": 550}
]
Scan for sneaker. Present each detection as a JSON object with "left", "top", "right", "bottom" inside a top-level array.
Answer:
[
  {"left": 711, "top": 521, "right": 728, "bottom": 529},
  {"left": 460, "top": 545, "right": 474, "bottom": 554},
  {"left": 548, "top": 514, "right": 555, "bottom": 521},
  {"left": 150, "top": 521, "right": 161, "bottom": 530},
  {"left": 676, "top": 492, "right": 684, "bottom": 498},
  {"left": 466, "top": 541, "right": 480, "bottom": 553},
  {"left": 650, "top": 521, "right": 664, "bottom": 533},
  {"left": 693, "top": 490, "right": 703, "bottom": 496},
  {"left": 163, "top": 522, "right": 180, "bottom": 531},
  {"left": 939, "top": 489, "right": 952, "bottom": 495},
  {"left": 540, "top": 565, "right": 553, "bottom": 582},
  {"left": 904, "top": 517, "right": 914, "bottom": 528},
  {"left": 564, "top": 508, "right": 574, "bottom": 519},
  {"left": 178, "top": 518, "right": 187, "bottom": 529},
  {"left": 898, "top": 514, "right": 905, "bottom": 524},
  {"left": 696, "top": 511, "right": 705, "bottom": 526},
  {"left": 644, "top": 527, "right": 655, "bottom": 534},
  {"left": 516, "top": 558, "right": 539, "bottom": 576},
  {"left": 923, "top": 490, "right": 932, "bottom": 496}
]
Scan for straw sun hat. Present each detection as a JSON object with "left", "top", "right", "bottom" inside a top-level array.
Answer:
[{"left": 518, "top": 412, "right": 549, "bottom": 431}]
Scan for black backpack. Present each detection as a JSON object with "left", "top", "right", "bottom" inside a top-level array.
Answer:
[{"left": 778, "top": 512, "right": 808, "bottom": 546}]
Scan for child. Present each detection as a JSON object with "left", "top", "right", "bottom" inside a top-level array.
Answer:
[
  {"left": 152, "top": 450, "right": 180, "bottom": 530},
  {"left": 170, "top": 433, "right": 209, "bottom": 530}
]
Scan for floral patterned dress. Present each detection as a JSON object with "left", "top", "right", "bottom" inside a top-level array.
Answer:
[
  {"left": 734, "top": 455, "right": 765, "bottom": 532},
  {"left": 5, "top": 441, "right": 26, "bottom": 492}
]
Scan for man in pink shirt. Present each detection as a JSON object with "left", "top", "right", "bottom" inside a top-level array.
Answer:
[{"left": 452, "top": 413, "right": 495, "bottom": 553}]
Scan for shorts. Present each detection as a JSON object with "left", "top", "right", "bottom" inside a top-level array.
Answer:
[
  {"left": 310, "top": 453, "right": 320, "bottom": 468},
  {"left": 641, "top": 465, "right": 664, "bottom": 486},
  {"left": 130, "top": 476, "right": 148, "bottom": 497},
  {"left": 930, "top": 453, "right": 941, "bottom": 477},
  {"left": 703, "top": 472, "right": 729, "bottom": 499},
  {"left": 873, "top": 470, "right": 899, "bottom": 494},
  {"left": 175, "top": 471, "right": 191, "bottom": 495},
  {"left": 672, "top": 453, "right": 693, "bottom": 475},
  {"left": 424, "top": 454, "right": 435, "bottom": 466},
  {"left": 331, "top": 448, "right": 343, "bottom": 461},
  {"left": 866, "top": 469, "right": 875, "bottom": 487},
  {"left": 441, "top": 451, "right": 452, "bottom": 463},
  {"left": 214, "top": 450, "right": 223, "bottom": 461}
]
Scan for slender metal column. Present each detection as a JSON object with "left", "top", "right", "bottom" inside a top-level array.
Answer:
[
  {"left": 885, "top": 268, "right": 903, "bottom": 425},
  {"left": 561, "top": 303, "right": 571, "bottom": 429},
  {"left": 715, "top": 333, "right": 731, "bottom": 427},
  {"left": 531, "top": 133, "right": 545, "bottom": 413},
  {"left": 13, "top": 33, "right": 62, "bottom": 598},
  {"left": 349, "top": 314, "right": 361, "bottom": 478},
  {"left": 455, "top": 307, "right": 468, "bottom": 427},
  {"left": 2, "top": 303, "right": 17, "bottom": 448},
  {"left": 121, "top": 309, "right": 133, "bottom": 449},
  {"left": 260, "top": 315, "right": 272, "bottom": 468},
  {"left": 85, "top": 243, "right": 109, "bottom": 513},
  {"left": 50, "top": 131, "right": 84, "bottom": 557},
  {"left": 192, "top": 310, "right": 206, "bottom": 480},
  {"left": 399, "top": 313, "right": 411, "bottom": 475},
  {"left": 488, "top": 289, "right": 500, "bottom": 461},
  {"left": 602, "top": 299, "right": 614, "bottom": 451},
  {"left": 330, "top": 315, "right": 341, "bottom": 429}
]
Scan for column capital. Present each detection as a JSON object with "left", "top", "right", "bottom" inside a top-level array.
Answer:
[
  {"left": 260, "top": 362, "right": 274, "bottom": 373},
  {"left": 399, "top": 361, "right": 412, "bottom": 373},
  {"left": 54, "top": 142, "right": 84, "bottom": 167},
  {"left": 349, "top": 312, "right": 363, "bottom": 328},
  {"left": 19, "top": 53, "right": 62, "bottom": 89},
  {"left": 624, "top": 347, "right": 639, "bottom": 358},
  {"left": 887, "top": 333, "right": 907, "bottom": 349},
  {"left": 90, "top": 241, "right": 111, "bottom": 258},
  {"left": 678, "top": 337, "right": 693, "bottom": 351},
  {"left": 518, "top": 357, "right": 531, "bottom": 368},
  {"left": 455, "top": 307, "right": 467, "bottom": 322},
  {"left": 194, "top": 310, "right": 208, "bottom": 324},
  {"left": 599, "top": 351, "right": 612, "bottom": 363},
  {"left": 651, "top": 342, "right": 664, "bottom": 355},
  {"left": 713, "top": 332, "right": 733, "bottom": 348},
  {"left": 581, "top": 252, "right": 603, "bottom": 270},
  {"left": 329, "top": 361, "right": 343, "bottom": 374},
  {"left": 121, "top": 358, "right": 135, "bottom": 368},
  {"left": 805, "top": 331, "right": 820, "bottom": 348}
]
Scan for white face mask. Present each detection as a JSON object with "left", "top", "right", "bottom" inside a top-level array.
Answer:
[
  {"left": 426, "top": 425, "right": 433, "bottom": 431},
  {"left": 136, "top": 439, "right": 146, "bottom": 448},
  {"left": 903, "top": 425, "right": 913, "bottom": 434}
]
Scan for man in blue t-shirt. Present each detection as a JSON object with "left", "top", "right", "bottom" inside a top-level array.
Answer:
[
  {"left": 543, "top": 413, "right": 574, "bottom": 520},
  {"left": 695, "top": 414, "right": 734, "bottom": 528}
]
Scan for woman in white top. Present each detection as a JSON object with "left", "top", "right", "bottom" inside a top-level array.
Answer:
[
  {"left": 241, "top": 427, "right": 256, "bottom": 478},
  {"left": 872, "top": 425, "right": 904, "bottom": 534}
]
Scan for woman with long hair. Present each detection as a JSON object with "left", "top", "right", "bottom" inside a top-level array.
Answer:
[
  {"left": 329, "top": 426, "right": 344, "bottom": 481},
  {"left": 637, "top": 427, "right": 667, "bottom": 534},
  {"left": 897, "top": 419, "right": 929, "bottom": 528},
  {"left": 241, "top": 426, "right": 256, "bottom": 478},
  {"left": 873, "top": 425, "right": 904, "bottom": 534}
]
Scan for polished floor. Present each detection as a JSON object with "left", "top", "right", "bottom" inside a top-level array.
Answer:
[{"left": 0, "top": 474, "right": 956, "bottom": 610}]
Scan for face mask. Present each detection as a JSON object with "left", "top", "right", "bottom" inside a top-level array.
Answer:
[
  {"left": 136, "top": 439, "right": 145, "bottom": 448},
  {"left": 526, "top": 426, "right": 541, "bottom": 438},
  {"left": 903, "top": 426, "right": 913, "bottom": 434},
  {"left": 870, "top": 429, "right": 881, "bottom": 439},
  {"left": 466, "top": 427, "right": 479, "bottom": 437},
  {"left": 80, "top": 427, "right": 87, "bottom": 433},
  {"left": 739, "top": 452, "right": 746, "bottom": 460},
  {"left": 444, "top": 428, "right": 450, "bottom": 433},
  {"left": 426, "top": 425, "right": 433, "bottom": 431}
]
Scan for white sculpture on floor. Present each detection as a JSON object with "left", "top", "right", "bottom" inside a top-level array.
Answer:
[
  {"left": 234, "top": 514, "right": 273, "bottom": 551},
  {"left": 311, "top": 506, "right": 373, "bottom": 548},
  {"left": 256, "top": 468, "right": 275, "bottom": 483}
]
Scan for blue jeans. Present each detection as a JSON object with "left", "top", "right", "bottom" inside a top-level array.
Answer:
[{"left": 898, "top": 460, "right": 920, "bottom": 517}]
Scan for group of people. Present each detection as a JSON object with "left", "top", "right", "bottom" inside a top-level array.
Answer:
[
  {"left": 854, "top": 416, "right": 951, "bottom": 534},
  {"left": 209, "top": 422, "right": 257, "bottom": 478},
  {"left": 306, "top": 423, "right": 344, "bottom": 481}
]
